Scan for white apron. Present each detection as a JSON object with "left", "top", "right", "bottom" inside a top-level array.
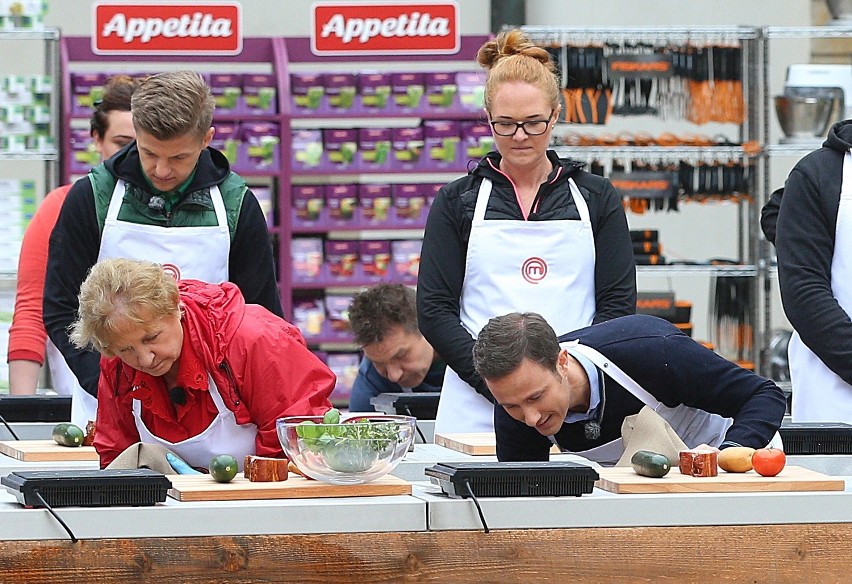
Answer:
[
  {"left": 559, "top": 342, "right": 734, "bottom": 465},
  {"left": 789, "top": 150, "right": 852, "bottom": 423},
  {"left": 132, "top": 374, "right": 258, "bottom": 471},
  {"left": 435, "top": 177, "right": 597, "bottom": 434},
  {"left": 72, "top": 179, "right": 231, "bottom": 426},
  {"left": 46, "top": 339, "right": 93, "bottom": 429}
]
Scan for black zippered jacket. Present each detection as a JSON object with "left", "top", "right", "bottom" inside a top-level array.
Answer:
[
  {"left": 44, "top": 142, "right": 282, "bottom": 397},
  {"left": 496, "top": 315, "right": 787, "bottom": 462},
  {"left": 417, "top": 150, "right": 636, "bottom": 400},
  {"left": 761, "top": 120, "right": 852, "bottom": 384}
]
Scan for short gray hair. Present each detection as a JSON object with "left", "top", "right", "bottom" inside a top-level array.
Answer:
[
  {"left": 131, "top": 70, "right": 214, "bottom": 141},
  {"left": 473, "top": 312, "right": 561, "bottom": 380},
  {"left": 70, "top": 258, "right": 180, "bottom": 357}
]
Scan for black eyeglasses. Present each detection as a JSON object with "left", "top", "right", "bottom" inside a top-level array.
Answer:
[{"left": 488, "top": 110, "right": 555, "bottom": 137}]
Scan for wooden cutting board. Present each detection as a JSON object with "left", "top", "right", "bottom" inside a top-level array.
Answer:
[
  {"left": 435, "top": 433, "right": 560, "bottom": 456},
  {"left": 168, "top": 473, "right": 412, "bottom": 502},
  {"left": 0, "top": 440, "right": 99, "bottom": 462},
  {"left": 595, "top": 465, "right": 845, "bottom": 494}
]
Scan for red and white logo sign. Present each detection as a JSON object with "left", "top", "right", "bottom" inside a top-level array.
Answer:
[
  {"left": 312, "top": 2, "right": 459, "bottom": 56},
  {"left": 161, "top": 263, "right": 181, "bottom": 281},
  {"left": 93, "top": 2, "right": 242, "bottom": 55},
  {"left": 521, "top": 257, "right": 547, "bottom": 284}
]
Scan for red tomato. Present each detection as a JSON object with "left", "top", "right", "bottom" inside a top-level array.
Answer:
[{"left": 751, "top": 448, "right": 786, "bottom": 477}]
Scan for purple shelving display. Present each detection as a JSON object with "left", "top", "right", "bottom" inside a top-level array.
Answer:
[{"left": 59, "top": 35, "right": 489, "bottom": 343}]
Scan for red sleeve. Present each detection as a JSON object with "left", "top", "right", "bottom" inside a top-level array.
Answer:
[
  {"left": 7, "top": 185, "right": 71, "bottom": 364},
  {"left": 230, "top": 308, "right": 336, "bottom": 458},
  {"left": 92, "top": 358, "right": 141, "bottom": 468}
]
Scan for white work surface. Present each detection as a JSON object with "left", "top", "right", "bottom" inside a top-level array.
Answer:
[
  {"left": 414, "top": 476, "right": 852, "bottom": 531},
  {"left": 0, "top": 486, "right": 426, "bottom": 541}
]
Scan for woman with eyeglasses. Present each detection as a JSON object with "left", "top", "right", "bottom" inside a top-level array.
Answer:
[{"left": 417, "top": 29, "right": 636, "bottom": 435}]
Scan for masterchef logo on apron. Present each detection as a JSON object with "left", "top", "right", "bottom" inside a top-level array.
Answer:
[
  {"left": 521, "top": 256, "right": 548, "bottom": 284},
  {"left": 162, "top": 263, "right": 181, "bottom": 281}
]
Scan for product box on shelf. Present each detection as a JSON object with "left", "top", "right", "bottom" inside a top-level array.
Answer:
[
  {"left": 249, "top": 185, "right": 274, "bottom": 227},
  {"left": 391, "top": 126, "right": 425, "bottom": 171},
  {"left": 293, "top": 296, "right": 325, "bottom": 337},
  {"left": 456, "top": 71, "right": 487, "bottom": 112},
  {"left": 290, "top": 72, "right": 324, "bottom": 114},
  {"left": 391, "top": 239, "right": 422, "bottom": 284},
  {"left": 323, "top": 128, "right": 358, "bottom": 170},
  {"left": 390, "top": 72, "right": 425, "bottom": 112},
  {"left": 424, "top": 183, "right": 443, "bottom": 207},
  {"left": 239, "top": 121, "right": 280, "bottom": 171},
  {"left": 292, "top": 184, "right": 324, "bottom": 224},
  {"left": 423, "top": 120, "right": 461, "bottom": 170},
  {"left": 209, "top": 73, "right": 242, "bottom": 115},
  {"left": 358, "top": 72, "right": 392, "bottom": 112},
  {"left": 359, "top": 240, "right": 392, "bottom": 280},
  {"left": 241, "top": 73, "right": 277, "bottom": 116},
  {"left": 0, "top": 103, "right": 24, "bottom": 123},
  {"left": 326, "top": 352, "right": 360, "bottom": 407},
  {"left": 325, "top": 294, "right": 354, "bottom": 333},
  {"left": 357, "top": 127, "right": 392, "bottom": 171},
  {"left": 461, "top": 120, "right": 495, "bottom": 162},
  {"left": 69, "top": 128, "right": 96, "bottom": 174},
  {"left": 70, "top": 72, "right": 105, "bottom": 117},
  {"left": 291, "top": 237, "right": 324, "bottom": 282},
  {"left": 25, "top": 131, "right": 53, "bottom": 152},
  {"left": 359, "top": 183, "right": 392, "bottom": 225},
  {"left": 424, "top": 72, "right": 459, "bottom": 112},
  {"left": 392, "top": 183, "right": 428, "bottom": 225},
  {"left": 291, "top": 128, "right": 323, "bottom": 170},
  {"left": 0, "top": 0, "right": 46, "bottom": 30},
  {"left": 325, "top": 239, "right": 359, "bottom": 279},
  {"left": 324, "top": 72, "right": 358, "bottom": 113},
  {"left": 210, "top": 121, "right": 240, "bottom": 167},
  {"left": 325, "top": 184, "right": 358, "bottom": 225}
]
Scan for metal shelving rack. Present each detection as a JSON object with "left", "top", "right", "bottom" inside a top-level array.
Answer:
[
  {"left": 520, "top": 25, "right": 764, "bottom": 369},
  {"left": 0, "top": 28, "right": 61, "bottom": 192},
  {"left": 0, "top": 27, "right": 60, "bottom": 292},
  {"left": 758, "top": 24, "right": 852, "bottom": 376}
]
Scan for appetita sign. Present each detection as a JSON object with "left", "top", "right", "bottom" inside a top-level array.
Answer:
[
  {"left": 93, "top": 2, "right": 242, "bottom": 55},
  {"left": 312, "top": 2, "right": 459, "bottom": 55}
]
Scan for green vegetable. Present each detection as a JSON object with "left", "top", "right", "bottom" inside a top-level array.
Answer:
[
  {"left": 322, "top": 408, "right": 341, "bottom": 424},
  {"left": 630, "top": 450, "right": 671, "bottom": 478},
  {"left": 209, "top": 454, "right": 239, "bottom": 483},
  {"left": 295, "top": 414, "right": 400, "bottom": 473},
  {"left": 52, "top": 423, "right": 85, "bottom": 447}
]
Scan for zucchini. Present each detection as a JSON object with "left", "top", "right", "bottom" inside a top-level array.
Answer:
[
  {"left": 630, "top": 450, "right": 671, "bottom": 478},
  {"left": 52, "top": 423, "right": 85, "bottom": 447}
]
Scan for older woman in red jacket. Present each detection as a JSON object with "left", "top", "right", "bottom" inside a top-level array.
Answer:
[{"left": 70, "top": 257, "right": 335, "bottom": 469}]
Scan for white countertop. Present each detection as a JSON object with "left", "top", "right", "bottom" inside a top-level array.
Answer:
[
  {"left": 0, "top": 487, "right": 426, "bottom": 541},
  {"left": 414, "top": 477, "right": 852, "bottom": 531}
]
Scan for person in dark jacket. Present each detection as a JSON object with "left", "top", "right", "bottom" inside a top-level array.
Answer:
[
  {"left": 760, "top": 119, "right": 852, "bottom": 423},
  {"left": 417, "top": 29, "right": 636, "bottom": 435},
  {"left": 347, "top": 284, "right": 443, "bottom": 412},
  {"left": 473, "top": 312, "right": 786, "bottom": 464},
  {"left": 44, "top": 71, "right": 282, "bottom": 424}
]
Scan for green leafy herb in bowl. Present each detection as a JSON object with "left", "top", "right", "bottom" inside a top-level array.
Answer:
[{"left": 277, "top": 409, "right": 416, "bottom": 485}]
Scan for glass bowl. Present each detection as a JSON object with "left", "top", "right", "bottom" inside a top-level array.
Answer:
[{"left": 276, "top": 414, "right": 416, "bottom": 485}]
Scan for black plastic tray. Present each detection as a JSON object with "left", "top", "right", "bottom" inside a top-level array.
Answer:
[
  {"left": 0, "top": 396, "right": 71, "bottom": 422},
  {"left": 779, "top": 421, "right": 852, "bottom": 455},
  {"left": 370, "top": 392, "right": 440, "bottom": 419},
  {"left": 425, "top": 461, "right": 599, "bottom": 498},
  {"left": 2, "top": 469, "right": 171, "bottom": 508}
]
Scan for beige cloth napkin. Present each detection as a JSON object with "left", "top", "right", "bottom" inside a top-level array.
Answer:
[
  {"left": 615, "top": 405, "right": 687, "bottom": 467},
  {"left": 105, "top": 442, "right": 174, "bottom": 475}
]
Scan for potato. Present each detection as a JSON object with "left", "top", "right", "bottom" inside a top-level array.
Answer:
[{"left": 718, "top": 446, "right": 755, "bottom": 473}]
